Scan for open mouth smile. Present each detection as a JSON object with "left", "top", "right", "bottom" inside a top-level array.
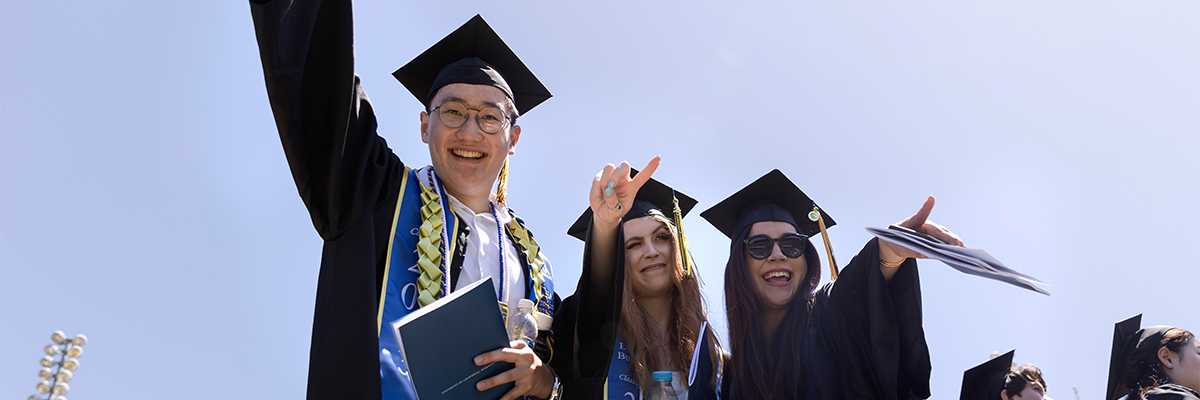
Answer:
[
  {"left": 451, "top": 149, "right": 486, "bottom": 160},
  {"left": 761, "top": 269, "right": 793, "bottom": 286}
]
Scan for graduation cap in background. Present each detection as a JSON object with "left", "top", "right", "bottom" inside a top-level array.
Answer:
[
  {"left": 567, "top": 169, "right": 699, "bottom": 278},
  {"left": 1106, "top": 314, "right": 1175, "bottom": 400},
  {"left": 699, "top": 169, "right": 841, "bottom": 280},
  {"left": 393, "top": 14, "right": 552, "bottom": 116},
  {"left": 960, "top": 350, "right": 1015, "bottom": 400}
]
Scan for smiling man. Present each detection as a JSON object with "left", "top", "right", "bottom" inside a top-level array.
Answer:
[{"left": 250, "top": 2, "right": 560, "bottom": 400}]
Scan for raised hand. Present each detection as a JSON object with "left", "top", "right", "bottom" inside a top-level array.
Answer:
[
  {"left": 588, "top": 156, "right": 661, "bottom": 230},
  {"left": 880, "top": 195, "right": 965, "bottom": 261}
]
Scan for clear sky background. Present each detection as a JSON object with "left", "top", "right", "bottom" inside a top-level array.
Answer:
[{"left": 2, "top": 1, "right": 1196, "bottom": 399}]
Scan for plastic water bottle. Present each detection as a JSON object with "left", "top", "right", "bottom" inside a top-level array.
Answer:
[
  {"left": 649, "top": 371, "right": 680, "bottom": 400},
  {"left": 507, "top": 299, "right": 539, "bottom": 348}
]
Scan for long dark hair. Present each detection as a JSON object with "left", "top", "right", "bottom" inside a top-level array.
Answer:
[
  {"left": 1129, "top": 328, "right": 1195, "bottom": 399},
  {"left": 724, "top": 224, "right": 821, "bottom": 399}
]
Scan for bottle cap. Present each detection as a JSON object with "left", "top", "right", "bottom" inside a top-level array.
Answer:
[{"left": 652, "top": 371, "right": 673, "bottom": 382}]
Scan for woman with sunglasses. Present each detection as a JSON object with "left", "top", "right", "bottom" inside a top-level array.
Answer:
[
  {"left": 1106, "top": 314, "right": 1200, "bottom": 400},
  {"left": 700, "top": 169, "right": 964, "bottom": 399},
  {"left": 554, "top": 157, "right": 728, "bottom": 400}
]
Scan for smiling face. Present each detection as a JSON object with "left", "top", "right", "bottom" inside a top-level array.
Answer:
[
  {"left": 744, "top": 221, "right": 807, "bottom": 313},
  {"left": 623, "top": 216, "right": 678, "bottom": 299},
  {"left": 420, "top": 83, "right": 520, "bottom": 199}
]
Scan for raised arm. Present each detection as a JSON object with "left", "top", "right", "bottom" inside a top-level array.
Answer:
[{"left": 250, "top": 0, "right": 405, "bottom": 240}]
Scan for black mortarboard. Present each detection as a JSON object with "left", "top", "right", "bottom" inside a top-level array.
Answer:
[
  {"left": 566, "top": 169, "right": 697, "bottom": 241},
  {"left": 1106, "top": 314, "right": 1174, "bottom": 400},
  {"left": 700, "top": 169, "right": 834, "bottom": 239},
  {"left": 702, "top": 169, "right": 843, "bottom": 279},
  {"left": 393, "top": 15, "right": 552, "bottom": 116},
  {"left": 960, "top": 350, "right": 1015, "bottom": 400}
]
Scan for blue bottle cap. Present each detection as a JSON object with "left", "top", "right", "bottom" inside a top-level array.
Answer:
[{"left": 651, "top": 371, "right": 673, "bottom": 382}]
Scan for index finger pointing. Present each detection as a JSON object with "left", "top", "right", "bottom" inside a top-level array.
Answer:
[
  {"left": 629, "top": 156, "right": 661, "bottom": 189},
  {"left": 904, "top": 195, "right": 935, "bottom": 229}
]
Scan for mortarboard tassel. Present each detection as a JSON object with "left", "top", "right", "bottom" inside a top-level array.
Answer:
[
  {"left": 810, "top": 204, "right": 838, "bottom": 281},
  {"left": 673, "top": 190, "right": 697, "bottom": 281},
  {"left": 495, "top": 158, "right": 510, "bottom": 205}
]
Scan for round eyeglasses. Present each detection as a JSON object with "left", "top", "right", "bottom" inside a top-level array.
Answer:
[
  {"left": 430, "top": 100, "right": 512, "bottom": 134},
  {"left": 743, "top": 233, "right": 809, "bottom": 260}
]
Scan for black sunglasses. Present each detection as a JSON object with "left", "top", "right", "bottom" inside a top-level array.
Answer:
[{"left": 743, "top": 234, "right": 809, "bottom": 260}]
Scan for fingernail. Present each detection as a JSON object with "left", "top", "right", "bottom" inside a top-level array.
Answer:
[
  {"left": 597, "top": 197, "right": 603, "bottom": 203},
  {"left": 477, "top": 382, "right": 486, "bottom": 390},
  {"left": 657, "top": 154, "right": 662, "bottom": 159},
  {"left": 604, "top": 181, "right": 614, "bottom": 196},
  {"left": 474, "top": 356, "right": 483, "bottom": 364}
]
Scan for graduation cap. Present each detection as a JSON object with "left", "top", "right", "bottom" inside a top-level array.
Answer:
[
  {"left": 960, "top": 350, "right": 1015, "bottom": 400},
  {"left": 699, "top": 169, "right": 841, "bottom": 279},
  {"left": 567, "top": 169, "right": 699, "bottom": 278},
  {"left": 393, "top": 15, "right": 552, "bottom": 116},
  {"left": 1106, "top": 314, "right": 1175, "bottom": 400}
]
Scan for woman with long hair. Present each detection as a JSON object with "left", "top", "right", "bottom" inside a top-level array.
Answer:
[
  {"left": 700, "top": 169, "right": 964, "bottom": 399},
  {"left": 1107, "top": 314, "right": 1200, "bottom": 400},
  {"left": 554, "top": 157, "right": 727, "bottom": 400}
]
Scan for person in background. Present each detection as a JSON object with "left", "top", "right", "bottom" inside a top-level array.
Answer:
[
  {"left": 960, "top": 350, "right": 1049, "bottom": 400},
  {"left": 1107, "top": 314, "right": 1200, "bottom": 400}
]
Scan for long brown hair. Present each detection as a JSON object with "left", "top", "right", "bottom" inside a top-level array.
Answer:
[
  {"left": 1131, "top": 328, "right": 1195, "bottom": 398},
  {"left": 618, "top": 214, "right": 717, "bottom": 391},
  {"left": 724, "top": 224, "right": 821, "bottom": 399}
]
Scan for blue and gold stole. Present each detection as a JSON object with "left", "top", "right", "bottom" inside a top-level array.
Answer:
[
  {"left": 604, "top": 322, "right": 724, "bottom": 400},
  {"left": 376, "top": 166, "right": 556, "bottom": 399}
]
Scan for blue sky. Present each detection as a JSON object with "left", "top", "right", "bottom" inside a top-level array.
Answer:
[{"left": 2, "top": 1, "right": 1197, "bottom": 399}]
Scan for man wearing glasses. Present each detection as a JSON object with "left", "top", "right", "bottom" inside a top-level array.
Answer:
[{"left": 250, "top": 2, "right": 561, "bottom": 400}]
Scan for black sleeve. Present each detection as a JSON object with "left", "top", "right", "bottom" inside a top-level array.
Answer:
[
  {"left": 558, "top": 220, "right": 623, "bottom": 400},
  {"left": 807, "top": 238, "right": 932, "bottom": 400},
  {"left": 250, "top": 0, "right": 405, "bottom": 241},
  {"left": 549, "top": 294, "right": 579, "bottom": 398}
]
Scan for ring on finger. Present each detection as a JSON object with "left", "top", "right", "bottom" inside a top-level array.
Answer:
[{"left": 607, "top": 202, "right": 622, "bottom": 211}]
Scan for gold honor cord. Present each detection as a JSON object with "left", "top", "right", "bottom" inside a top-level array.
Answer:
[
  {"left": 809, "top": 205, "right": 838, "bottom": 281},
  {"left": 505, "top": 216, "right": 550, "bottom": 308},
  {"left": 416, "top": 179, "right": 447, "bottom": 307},
  {"left": 672, "top": 191, "right": 696, "bottom": 281}
]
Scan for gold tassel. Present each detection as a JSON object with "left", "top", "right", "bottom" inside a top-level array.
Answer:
[
  {"left": 811, "top": 205, "right": 838, "bottom": 281},
  {"left": 672, "top": 190, "right": 696, "bottom": 281},
  {"left": 496, "top": 158, "right": 509, "bottom": 205}
]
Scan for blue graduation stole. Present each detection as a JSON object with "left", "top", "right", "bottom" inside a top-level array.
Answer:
[
  {"left": 605, "top": 323, "right": 724, "bottom": 400},
  {"left": 606, "top": 335, "right": 643, "bottom": 400},
  {"left": 376, "top": 166, "right": 556, "bottom": 400}
]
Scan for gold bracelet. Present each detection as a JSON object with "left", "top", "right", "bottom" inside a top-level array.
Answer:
[{"left": 880, "top": 258, "right": 905, "bottom": 268}]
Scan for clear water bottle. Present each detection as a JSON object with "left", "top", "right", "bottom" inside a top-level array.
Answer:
[
  {"left": 649, "top": 371, "right": 680, "bottom": 400},
  {"left": 507, "top": 299, "right": 539, "bottom": 348}
]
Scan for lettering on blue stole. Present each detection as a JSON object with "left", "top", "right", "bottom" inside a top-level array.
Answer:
[{"left": 608, "top": 336, "right": 642, "bottom": 400}]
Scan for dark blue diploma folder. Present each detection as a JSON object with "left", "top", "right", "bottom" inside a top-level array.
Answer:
[{"left": 391, "top": 277, "right": 514, "bottom": 400}]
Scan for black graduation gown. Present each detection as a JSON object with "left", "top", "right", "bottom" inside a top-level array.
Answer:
[
  {"left": 1144, "top": 385, "right": 1200, "bottom": 400},
  {"left": 556, "top": 222, "right": 730, "bottom": 400},
  {"left": 803, "top": 238, "right": 932, "bottom": 400},
  {"left": 250, "top": 1, "right": 558, "bottom": 398}
]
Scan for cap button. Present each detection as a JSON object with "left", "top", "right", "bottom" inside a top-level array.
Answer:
[{"left": 808, "top": 211, "right": 820, "bottom": 222}]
